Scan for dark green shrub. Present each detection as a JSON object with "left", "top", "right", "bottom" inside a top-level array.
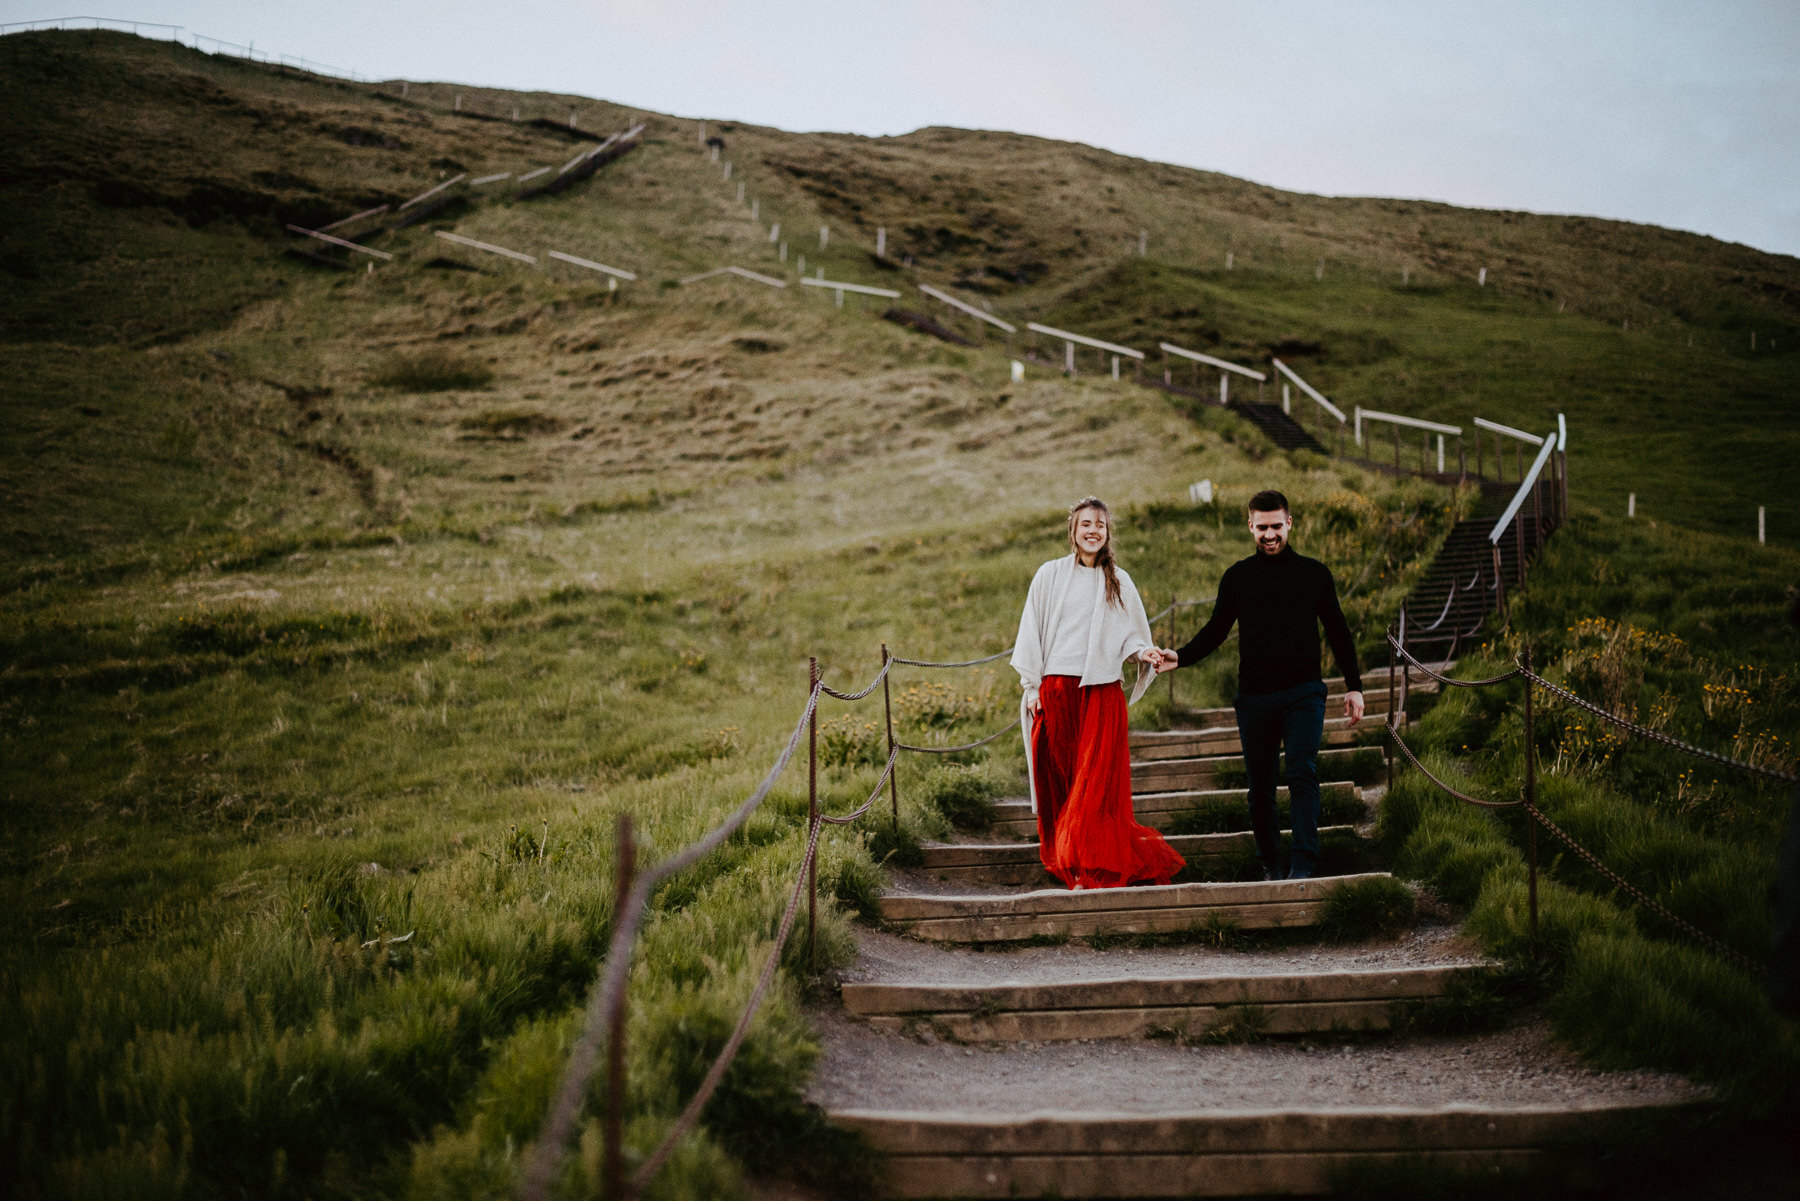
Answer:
[
  {"left": 455, "top": 407, "right": 562, "bottom": 437},
  {"left": 863, "top": 818, "right": 924, "bottom": 869},
  {"left": 1317, "top": 875, "right": 1416, "bottom": 941},
  {"left": 1396, "top": 808, "right": 1518, "bottom": 908},
  {"left": 917, "top": 765, "right": 999, "bottom": 831},
  {"left": 371, "top": 348, "right": 492, "bottom": 391}
]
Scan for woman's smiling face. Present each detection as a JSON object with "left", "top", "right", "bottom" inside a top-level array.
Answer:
[{"left": 1073, "top": 507, "right": 1108, "bottom": 562}]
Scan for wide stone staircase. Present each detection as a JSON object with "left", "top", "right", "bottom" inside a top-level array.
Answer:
[{"left": 812, "top": 664, "right": 1699, "bottom": 1197}]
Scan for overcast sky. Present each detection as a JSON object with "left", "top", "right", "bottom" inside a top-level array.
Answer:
[{"left": 8, "top": 1, "right": 1797, "bottom": 257}]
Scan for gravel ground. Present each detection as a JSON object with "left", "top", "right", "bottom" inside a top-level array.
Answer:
[
  {"left": 805, "top": 1003, "right": 1704, "bottom": 1114},
  {"left": 841, "top": 923, "right": 1486, "bottom": 987},
  {"left": 809, "top": 924, "right": 1703, "bottom": 1116}
]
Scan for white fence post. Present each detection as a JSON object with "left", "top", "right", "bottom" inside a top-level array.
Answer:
[
  {"left": 1219, "top": 375, "right": 1228, "bottom": 405},
  {"left": 1282, "top": 382, "right": 1290, "bottom": 413},
  {"left": 1760, "top": 506, "right": 1767, "bottom": 544},
  {"left": 1628, "top": 493, "right": 1636, "bottom": 518},
  {"left": 819, "top": 225, "right": 829, "bottom": 249},
  {"left": 876, "top": 227, "right": 886, "bottom": 257}
]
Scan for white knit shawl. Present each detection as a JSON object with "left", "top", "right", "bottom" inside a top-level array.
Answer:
[{"left": 1010, "top": 554, "right": 1157, "bottom": 812}]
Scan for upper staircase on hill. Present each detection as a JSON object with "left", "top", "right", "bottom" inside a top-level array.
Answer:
[
  {"left": 1227, "top": 401, "right": 1327, "bottom": 454},
  {"left": 1395, "top": 444, "right": 1565, "bottom": 664}
]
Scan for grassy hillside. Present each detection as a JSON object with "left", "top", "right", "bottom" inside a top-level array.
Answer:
[{"left": 2, "top": 28, "right": 1798, "bottom": 1200}]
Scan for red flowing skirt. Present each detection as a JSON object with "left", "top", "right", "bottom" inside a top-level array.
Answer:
[{"left": 1032, "top": 675, "right": 1186, "bottom": 889}]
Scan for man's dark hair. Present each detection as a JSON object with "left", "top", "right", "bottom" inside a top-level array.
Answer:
[{"left": 1248, "top": 489, "right": 1290, "bottom": 516}]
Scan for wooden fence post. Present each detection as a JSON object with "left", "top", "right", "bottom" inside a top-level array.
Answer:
[
  {"left": 603, "top": 814, "right": 635, "bottom": 1201},
  {"left": 882, "top": 645, "right": 898, "bottom": 831},
  {"left": 807, "top": 658, "right": 819, "bottom": 972}
]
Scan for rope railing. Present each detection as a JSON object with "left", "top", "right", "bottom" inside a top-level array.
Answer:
[
  {"left": 1378, "top": 629, "right": 1772, "bottom": 977},
  {"left": 1520, "top": 666, "right": 1799, "bottom": 784},
  {"left": 524, "top": 615, "right": 1142, "bottom": 1200},
  {"left": 890, "top": 646, "right": 1013, "bottom": 668},
  {"left": 896, "top": 715, "right": 1023, "bottom": 754}
]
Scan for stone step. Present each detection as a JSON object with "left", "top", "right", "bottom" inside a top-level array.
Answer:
[
  {"left": 986, "top": 782, "right": 1361, "bottom": 840},
  {"left": 1131, "top": 746, "right": 1382, "bottom": 793},
  {"left": 843, "top": 963, "right": 1489, "bottom": 1043},
  {"left": 1156, "top": 687, "right": 1411, "bottom": 734},
  {"left": 918, "top": 827, "right": 1361, "bottom": 887},
  {"left": 832, "top": 1103, "right": 1689, "bottom": 1198},
  {"left": 879, "top": 874, "right": 1384, "bottom": 943},
  {"left": 1128, "top": 714, "right": 1398, "bottom": 765}
]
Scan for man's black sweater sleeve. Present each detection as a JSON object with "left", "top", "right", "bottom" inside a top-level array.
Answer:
[
  {"left": 1174, "top": 567, "right": 1238, "bottom": 668},
  {"left": 1318, "top": 565, "right": 1362, "bottom": 693}
]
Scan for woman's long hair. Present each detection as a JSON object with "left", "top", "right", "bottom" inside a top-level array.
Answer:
[{"left": 1067, "top": 496, "right": 1124, "bottom": 608}]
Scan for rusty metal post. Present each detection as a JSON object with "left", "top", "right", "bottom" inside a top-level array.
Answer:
[
  {"left": 1385, "top": 619, "right": 1398, "bottom": 793},
  {"left": 1522, "top": 646, "right": 1539, "bottom": 954},
  {"left": 1532, "top": 475, "right": 1543, "bottom": 555},
  {"left": 603, "top": 814, "right": 635, "bottom": 1201},
  {"left": 807, "top": 657, "right": 819, "bottom": 971},
  {"left": 1166, "top": 595, "right": 1176, "bottom": 709},
  {"left": 1398, "top": 605, "right": 1410, "bottom": 720},
  {"left": 1515, "top": 501, "right": 1527, "bottom": 581},
  {"left": 881, "top": 644, "right": 898, "bottom": 832},
  {"left": 1493, "top": 542, "right": 1507, "bottom": 625}
]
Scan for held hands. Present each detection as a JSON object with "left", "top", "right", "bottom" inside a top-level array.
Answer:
[
  {"left": 1138, "top": 648, "right": 1181, "bottom": 675},
  {"left": 1344, "top": 690, "right": 1366, "bottom": 726}
]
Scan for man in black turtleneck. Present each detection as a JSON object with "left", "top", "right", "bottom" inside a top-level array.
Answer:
[{"left": 1155, "top": 490, "right": 1363, "bottom": 880}]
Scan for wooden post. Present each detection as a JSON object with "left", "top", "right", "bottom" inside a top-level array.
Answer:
[
  {"left": 808, "top": 658, "right": 819, "bottom": 971},
  {"left": 603, "top": 814, "right": 635, "bottom": 1201},
  {"left": 882, "top": 645, "right": 899, "bottom": 832}
]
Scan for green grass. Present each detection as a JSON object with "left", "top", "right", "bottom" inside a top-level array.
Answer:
[
  {"left": 1316, "top": 875, "right": 1417, "bottom": 941},
  {"left": 3, "top": 26, "right": 1797, "bottom": 1199},
  {"left": 1378, "top": 514, "right": 1800, "bottom": 1120}
]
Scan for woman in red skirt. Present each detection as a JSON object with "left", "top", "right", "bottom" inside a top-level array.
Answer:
[{"left": 1011, "top": 497, "right": 1186, "bottom": 889}]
